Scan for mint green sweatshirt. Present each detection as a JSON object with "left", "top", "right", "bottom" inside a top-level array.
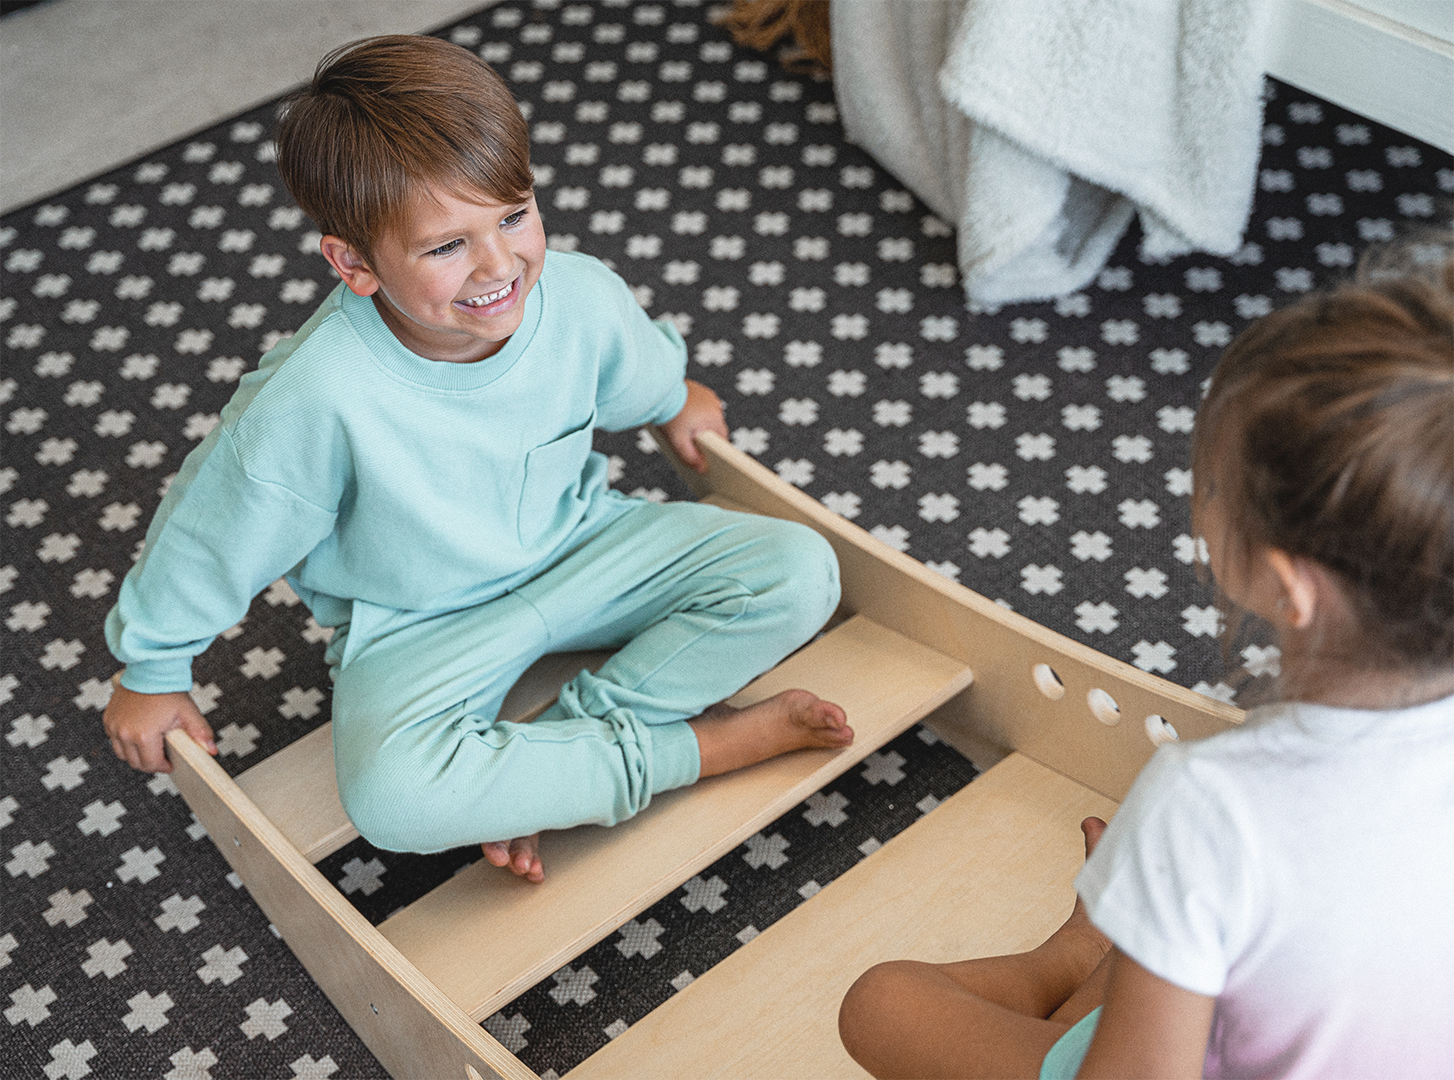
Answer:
[{"left": 107, "top": 250, "right": 689, "bottom": 694}]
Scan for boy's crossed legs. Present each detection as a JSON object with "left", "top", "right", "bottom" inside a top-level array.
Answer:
[{"left": 330, "top": 500, "right": 851, "bottom": 875}]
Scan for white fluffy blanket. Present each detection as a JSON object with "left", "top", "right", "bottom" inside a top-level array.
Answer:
[{"left": 831, "top": 0, "right": 1269, "bottom": 305}]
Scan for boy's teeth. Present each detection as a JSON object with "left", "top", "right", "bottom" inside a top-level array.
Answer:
[{"left": 464, "top": 283, "right": 512, "bottom": 306}]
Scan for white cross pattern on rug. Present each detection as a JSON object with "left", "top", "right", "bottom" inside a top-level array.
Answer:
[{"left": 2, "top": 2, "right": 1447, "bottom": 1077}]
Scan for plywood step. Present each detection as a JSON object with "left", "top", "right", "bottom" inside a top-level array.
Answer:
[
  {"left": 377, "top": 614, "right": 975, "bottom": 1023},
  {"left": 567, "top": 752, "right": 1118, "bottom": 1080}
]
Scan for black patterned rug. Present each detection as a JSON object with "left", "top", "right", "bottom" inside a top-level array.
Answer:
[{"left": 3, "top": 2, "right": 1447, "bottom": 1077}]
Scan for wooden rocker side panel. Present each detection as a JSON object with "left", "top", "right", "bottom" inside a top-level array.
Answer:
[
  {"left": 164, "top": 730, "right": 538, "bottom": 1080},
  {"left": 675, "top": 432, "right": 1243, "bottom": 801},
  {"left": 568, "top": 752, "right": 1118, "bottom": 1079}
]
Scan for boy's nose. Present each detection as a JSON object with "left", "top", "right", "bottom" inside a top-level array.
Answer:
[{"left": 472, "top": 243, "right": 517, "bottom": 284}]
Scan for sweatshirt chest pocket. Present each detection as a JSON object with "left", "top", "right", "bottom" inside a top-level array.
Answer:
[{"left": 517, "top": 410, "right": 596, "bottom": 546}]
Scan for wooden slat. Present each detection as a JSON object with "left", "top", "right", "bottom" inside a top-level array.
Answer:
[
  {"left": 236, "top": 650, "right": 614, "bottom": 863},
  {"left": 236, "top": 723, "right": 352, "bottom": 863},
  {"left": 569, "top": 752, "right": 1117, "bottom": 1080},
  {"left": 165, "top": 730, "right": 538, "bottom": 1080},
  {"left": 378, "top": 614, "right": 975, "bottom": 1022},
  {"left": 670, "top": 431, "right": 1243, "bottom": 801}
]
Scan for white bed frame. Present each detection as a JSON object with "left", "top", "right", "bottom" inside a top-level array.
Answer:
[{"left": 1265, "top": 0, "right": 1453, "bottom": 153}]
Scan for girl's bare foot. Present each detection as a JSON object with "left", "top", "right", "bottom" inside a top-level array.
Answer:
[
  {"left": 690, "top": 688, "right": 852, "bottom": 778},
  {"left": 481, "top": 833, "right": 544, "bottom": 883},
  {"left": 1052, "top": 818, "right": 1112, "bottom": 955},
  {"left": 1038, "top": 817, "right": 1113, "bottom": 1023}
]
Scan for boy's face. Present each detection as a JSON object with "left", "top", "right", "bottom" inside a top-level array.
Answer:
[{"left": 322, "top": 185, "right": 546, "bottom": 364}]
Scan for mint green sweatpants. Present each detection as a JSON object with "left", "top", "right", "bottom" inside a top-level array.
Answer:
[{"left": 329, "top": 499, "right": 840, "bottom": 853}]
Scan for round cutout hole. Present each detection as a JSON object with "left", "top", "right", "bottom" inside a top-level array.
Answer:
[
  {"left": 1087, "top": 688, "right": 1121, "bottom": 725},
  {"left": 1145, "top": 713, "right": 1179, "bottom": 746},
  {"left": 1032, "top": 663, "right": 1066, "bottom": 700}
]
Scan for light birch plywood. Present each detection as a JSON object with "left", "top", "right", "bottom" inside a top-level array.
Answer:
[
  {"left": 167, "top": 427, "right": 1232, "bottom": 1080},
  {"left": 165, "top": 730, "right": 538, "bottom": 1080},
  {"left": 672, "top": 432, "right": 1242, "bottom": 801},
  {"left": 236, "top": 649, "right": 616, "bottom": 862},
  {"left": 236, "top": 723, "right": 353, "bottom": 862},
  {"left": 377, "top": 614, "right": 974, "bottom": 1022},
  {"left": 568, "top": 752, "right": 1118, "bottom": 1080}
]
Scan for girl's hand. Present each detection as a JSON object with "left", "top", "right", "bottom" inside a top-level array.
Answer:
[
  {"left": 659, "top": 379, "right": 728, "bottom": 473},
  {"left": 103, "top": 680, "right": 217, "bottom": 773}
]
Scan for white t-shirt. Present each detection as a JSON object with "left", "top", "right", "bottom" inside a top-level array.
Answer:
[{"left": 1077, "top": 692, "right": 1454, "bottom": 1079}]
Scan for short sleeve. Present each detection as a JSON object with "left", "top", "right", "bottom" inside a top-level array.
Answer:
[{"left": 1075, "top": 745, "right": 1258, "bottom": 997}]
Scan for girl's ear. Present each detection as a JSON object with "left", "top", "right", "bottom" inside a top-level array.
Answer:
[
  {"left": 319, "top": 236, "right": 380, "bottom": 297},
  {"left": 1266, "top": 548, "right": 1320, "bottom": 629}
]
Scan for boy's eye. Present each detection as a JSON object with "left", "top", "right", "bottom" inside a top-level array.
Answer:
[
  {"left": 428, "top": 239, "right": 463, "bottom": 257},
  {"left": 501, "top": 210, "right": 527, "bottom": 228}
]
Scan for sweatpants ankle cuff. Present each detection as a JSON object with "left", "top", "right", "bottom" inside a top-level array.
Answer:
[{"left": 649, "top": 719, "right": 700, "bottom": 794}]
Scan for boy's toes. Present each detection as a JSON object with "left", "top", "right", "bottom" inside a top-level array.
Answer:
[
  {"left": 809, "top": 697, "right": 851, "bottom": 738},
  {"left": 785, "top": 689, "right": 846, "bottom": 729},
  {"left": 508, "top": 834, "right": 544, "bottom": 883},
  {"left": 482, "top": 835, "right": 544, "bottom": 881},
  {"left": 822, "top": 700, "right": 849, "bottom": 730},
  {"left": 808, "top": 701, "right": 853, "bottom": 747}
]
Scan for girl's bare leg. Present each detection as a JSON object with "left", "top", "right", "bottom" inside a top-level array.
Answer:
[
  {"left": 838, "top": 818, "right": 1111, "bottom": 1079},
  {"left": 936, "top": 818, "right": 1111, "bottom": 1018}
]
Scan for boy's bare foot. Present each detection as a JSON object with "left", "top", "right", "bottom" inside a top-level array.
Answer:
[
  {"left": 690, "top": 688, "right": 852, "bottom": 778},
  {"left": 481, "top": 833, "right": 544, "bottom": 884},
  {"left": 478, "top": 691, "right": 850, "bottom": 885}
]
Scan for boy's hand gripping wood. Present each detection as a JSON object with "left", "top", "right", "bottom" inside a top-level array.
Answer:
[
  {"left": 104, "top": 673, "right": 217, "bottom": 773},
  {"left": 655, "top": 378, "right": 728, "bottom": 473}
]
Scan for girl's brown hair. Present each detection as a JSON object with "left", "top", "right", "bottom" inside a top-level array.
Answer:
[
  {"left": 275, "top": 35, "right": 533, "bottom": 262},
  {"left": 1192, "top": 250, "right": 1454, "bottom": 673}
]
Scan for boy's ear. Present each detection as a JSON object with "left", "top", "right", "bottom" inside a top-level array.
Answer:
[{"left": 319, "top": 236, "right": 380, "bottom": 297}]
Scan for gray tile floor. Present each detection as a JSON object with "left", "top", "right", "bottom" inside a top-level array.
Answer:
[{"left": 1, "top": 0, "right": 489, "bottom": 214}]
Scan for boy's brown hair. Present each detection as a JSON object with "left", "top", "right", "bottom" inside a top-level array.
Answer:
[
  {"left": 275, "top": 34, "right": 533, "bottom": 262},
  {"left": 1192, "top": 249, "right": 1454, "bottom": 673}
]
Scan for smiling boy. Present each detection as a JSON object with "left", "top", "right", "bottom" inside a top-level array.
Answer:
[{"left": 103, "top": 35, "right": 850, "bottom": 881}]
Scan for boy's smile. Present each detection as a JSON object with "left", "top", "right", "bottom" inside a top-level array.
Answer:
[{"left": 321, "top": 185, "right": 547, "bottom": 364}]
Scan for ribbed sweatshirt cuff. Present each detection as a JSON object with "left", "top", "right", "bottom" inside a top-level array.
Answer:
[
  {"left": 119, "top": 657, "right": 194, "bottom": 695},
  {"left": 651, "top": 379, "right": 690, "bottom": 425}
]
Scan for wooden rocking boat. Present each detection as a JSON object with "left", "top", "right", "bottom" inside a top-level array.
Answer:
[{"left": 164, "top": 431, "right": 1240, "bottom": 1079}]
